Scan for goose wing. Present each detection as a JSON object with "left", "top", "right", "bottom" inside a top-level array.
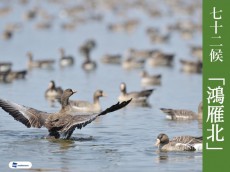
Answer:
[
  {"left": 171, "top": 136, "right": 203, "bottom": 144},
  {"left": 165, "top": 137, "right": 199, "bottom": 151},
  {"left": 172, "top": 142, "right": 196, "bottom": 151},
  {"left": 60, "top": 99, "right": 132, "bottom": 139},
  {"left": 0, "top": 98, "right": 50, "bottom": 128},
  {"left": 128, "top": 89, "right": 153, "bottom": 98},
  {"left": 137, "top": 89, "right": 153, "bottom": 97}
]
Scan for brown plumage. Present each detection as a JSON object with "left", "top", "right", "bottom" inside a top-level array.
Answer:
[
  {"left": 180, "top": 59, "right": 202, "bottom": 73},
  {"left": 45, "top": 80, "right": 63, "bottom": 99},
  {"left": 0, "top": 62, "right": 12, "bottom": 72},
  {"left": 155, "top": 133, "right": 202, "bottom": 151},
  {"left": 27, "top": 52, "right": 55, "bottom": 69},
  {"left": 59, "top": 48, "right": 75, "bottom": 67},
  {"left": 118, "top": 82, "right": 153, "bottom": 102},
  {"left": 0, "top": 89, "right": 131, "bottom": 139},
  {"left": 140, "top": 70, "right": 161, "bottom": 86},
  {"left": 160, "top": 102, "right": 202, "bottom": 120},
  {"left": 69, "top": 90, "right": 106, "bottom": 113}
]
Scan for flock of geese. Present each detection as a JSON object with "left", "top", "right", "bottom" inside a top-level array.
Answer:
[{"left": 0, "top": 0, "right": 202, "bottom": 152}]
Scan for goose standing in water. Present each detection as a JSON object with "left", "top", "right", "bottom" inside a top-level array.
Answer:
[
  {"left": 27, "top": 52, "right": 55, "bottom": 69},
  {"left": 160, "top": 102, "right": 202, "bottom": 120},
  {"left": 0, "top": 62, "right": 12, "bottom": 72},
  {"left": 0, "top": 70, "right": 27, "bottom": 83},
  {"left": 148, "top": 52, "right": 174, "bottom": 67},
  {"left": 80, "top": 40, "right": 97, "bottom": 71},
  {"left": 155, "top": 133, "right": 202, "bottom": 151},
  {"left": 118, "top": 82, "right": 153, "bottom": 103},
  {"left": 180, "top": 59, "right": 202, "bottom": 74},
  {"left": 59, "top": 48, "right": 74, "bottom": 67},
  {"left": 122, "top": 57, "right": 145, "bottom": 70},
  {"left": 45, "top": 80, "right": 63, "bottom": 99},
  {"left": 69, "top": 90, "right": 106, "bottom": 113},
  {"left": 100, "top": 54, "right": 121, "bottom": 64},
  {"left": 0, "top": 89, "right": 131, "bottom": 139},
  {"left": 191, "top": 46, "right": 202, "bottom": 61},
  {"left": 140, "top": 70, "right": 161, "bottom": 86}
]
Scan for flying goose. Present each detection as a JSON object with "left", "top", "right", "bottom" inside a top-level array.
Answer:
[
  {"left": 0, "top": 89, "right": 131, "bottom": 139},
  {"left": 69, "top": 90, "right": 106, "bottom": 113},
  {"left": 155, "top": 133, "right": 202, "bottom": 151},
  {"left": 118, "top": 82, "right": 153, "bottom": 102},
  {"left": 160, "top": 102, "right": 202, "bottom": 120}
]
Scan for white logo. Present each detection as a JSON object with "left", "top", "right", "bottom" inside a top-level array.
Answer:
[{"left": 9, "top": 161, "right": 32, "bottom": 169}]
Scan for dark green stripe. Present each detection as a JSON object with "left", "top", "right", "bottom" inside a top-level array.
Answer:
[{"left": 203, "top": 0, "right": 230, "bottom": 171}]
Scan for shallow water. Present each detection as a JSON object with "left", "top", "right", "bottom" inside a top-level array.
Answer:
[{"left": 0, "top": 0, "right": 202, "bottom": 171}]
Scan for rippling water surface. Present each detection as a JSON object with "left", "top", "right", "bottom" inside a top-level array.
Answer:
[{"left": 0, "top": 0, "right": 202, "bottom": 171}]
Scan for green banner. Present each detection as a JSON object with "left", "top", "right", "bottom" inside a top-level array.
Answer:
[{"left": 203, "top": 0, "right": 230, "bottom": 171}]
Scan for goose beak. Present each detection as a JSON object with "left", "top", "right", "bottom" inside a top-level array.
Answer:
[
  {"left": 72, "top": 90, "right": 77, "bottom": 94},
  {"left": 155, "top": 139, "right": 160, "bottom": 146}
]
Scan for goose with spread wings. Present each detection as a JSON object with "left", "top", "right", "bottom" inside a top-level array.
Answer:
[{"left": 0, "top": 89, "right": 131, "bottom": 139}]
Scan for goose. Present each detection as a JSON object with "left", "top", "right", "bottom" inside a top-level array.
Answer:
[
  {"left": 0, "top": 64, "right": 26, "bottom": 81},
  {"left": 149, "top": 33, "right": 170, "bottom": 44},
  {"left": 191, "top": 46, "right": 202, "bottom": 61},
  {"left": 2, "top": 29, "right": 13, "bottom": 40},
  {"left": 23, "top": 7, "right": 38, "bottom": 21},
  {"left": 35, "top": 21, "right": 52, "bottom": 30},
  {"left": 59, "top": 48, "right": 74, "bottom": 67},
  {"left": 122, "top": 57, "right": 145, "bottom": 69},
  {"left": 180, "top": 59, "right": 202, "bottom": 73},
  {"left": 84, "top": 39, "right": 96, "bottom": 50},
  {"left": 100, "top": 54, "right": 121, "bottom": 64},
  {"left": 79, "top": 39, "right": 96, "bottom": 53},
  {"left": 45, "top": 80, "right": 63, "bottom": 99},
  {"left": 118, "top": 82, "right": 153, "bottom": 102},
  {"left": 0, "top": 71, "right": 14, "bottom": 83},
  {"left": 155, "top": 133, "right": 202, "bottom": 151},
  {"left": 125, "top": 48, "right": 153, "bottom": 59},
  {"left": 140, "top": 70, "right": 161, "bottom": 86},
  {"left": 0, "top": 89, "right": 131, "bottom": 139},
  {"left": 80, "top": 45, "right": 97, "bottom": 71},
  {"left": 4, "top": 70, "right": 27, "bottom": 80},
  {"left": 27, "top": 52, "right": 55, "bottom": 69},
  {"left": 69, "top": 90, "right": 106, "bottom": 112},
  {"left": 82, "top": 58, "right": 97, "bottom": 71},
  {"left": 0, "top": 62, "right": 12, "bottom": 72},
  {"left": 160, "top": 102, "right": 202, "bottom": 120},
  {"left": 108, "top": 19, "right": 139, "bottom": 33},
  {"left": 148, "top": 52, "right": 174, "bottom": 67}
]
